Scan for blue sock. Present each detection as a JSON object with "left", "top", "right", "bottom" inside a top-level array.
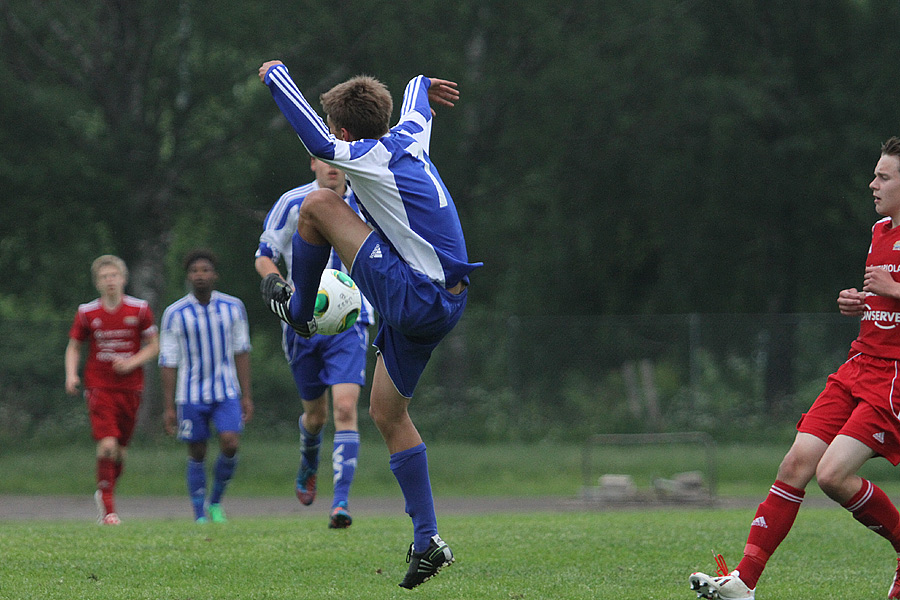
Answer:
[
  {"left": 299, "top": 418, "right": 322, "bottom": 472},
  {"left": 332, "top": 430, "right": 360, "bottom": 508},
  {"left": 289, "top": 231, "right": 331, "bottom": 323},
  {"left": 389, "top": 443, "right": 437, "bottom": 552},
  {"left": 209, "top": 453, "right": 237, "bottom": 505},
  {"left": 187, "top": 458, "right": 206, "bottom": 520}
]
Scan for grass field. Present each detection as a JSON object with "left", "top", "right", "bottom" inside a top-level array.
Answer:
[
  {"left": 4, "top": 440, "right": 900, "bottom": 598},
  {"left": 0, "top": 508, "right": 895, "bottom": 599}
]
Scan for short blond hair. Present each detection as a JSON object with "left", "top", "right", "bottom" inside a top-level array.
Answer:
[{"left": 91, "top": 254, "right": 128, "bottom": 285}]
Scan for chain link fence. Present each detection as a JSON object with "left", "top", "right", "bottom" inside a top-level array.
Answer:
[{"left": 0, "top": 312, "right": 861, "bottom": 445}]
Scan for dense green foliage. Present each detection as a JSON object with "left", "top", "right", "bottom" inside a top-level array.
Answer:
[
  {"left": 2, "top": 1, "right": 900, "bottom": 319},
  {"left": 0, "top": 310, "right": 861, "bottom": 444},
  {"left": 3, "top": 1, "right": 898, "bottom": 444},
  {"left": 0, "top": 311, "right": 863, "bottom": 444}
]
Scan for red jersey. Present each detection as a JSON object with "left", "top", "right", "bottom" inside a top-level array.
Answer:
[
  {"left": 852, "top": 217, "right": 900, "bottom": 360},
  {"left": 69, "top": 295, "right": 157, "bottom": 391}
]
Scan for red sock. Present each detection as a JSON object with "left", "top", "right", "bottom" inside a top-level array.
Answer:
[
  {"left": 843, "top": 479, "right": 900, "bottom": 553},
  {"left": 97, "top": 457, "right": 117, "bottom": 514},
  {"left": 736, "top": 480, "right": 805, "bottom": 589}
]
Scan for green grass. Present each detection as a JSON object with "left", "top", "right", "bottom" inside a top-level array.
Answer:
[
  {"left": 5, "top": 441, "right": 900, "bottom": 598},
  {"left": 0, "top": 508, "right": 893, "bottom": 599},
  {"left": 0, "top": 438, "right": 589, "bottom": 497}
]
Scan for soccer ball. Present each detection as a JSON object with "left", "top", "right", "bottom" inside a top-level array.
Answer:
[{"left": 314, "top": 269, "right": 362, "bottom": 335}]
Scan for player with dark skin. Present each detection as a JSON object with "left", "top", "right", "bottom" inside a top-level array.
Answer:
[{"left": 160, "top": 251, "right": 253, "bottom": 523}]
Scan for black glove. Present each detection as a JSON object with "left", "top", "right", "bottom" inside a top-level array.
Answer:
[{"left": 260, "top": 273, "right": 292, "bottom": 303}]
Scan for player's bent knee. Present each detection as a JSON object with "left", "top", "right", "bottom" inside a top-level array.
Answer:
[
  {"left": 368, "top": 404, "right": 393, "bottom": 433},
  {"left": 96, "top": 438, "right": 118, "bottom": 459},
  {"left": 219, "top": 435, "right": 240, "bottom": 457},
  {"left": 776, "top": 452, "right": 817, "bottom": 486},
  {"left": 299, "top": 189, "right": 343, "bottom": 221},
  {"left": 814, "top": 462, "right": 850, "bottom": 499},
  {"left": 332, "top": 399, "right": 357, "bottom": 424},
  {"left": 303, "top": 410, "right": 327, "bottom": 432}
]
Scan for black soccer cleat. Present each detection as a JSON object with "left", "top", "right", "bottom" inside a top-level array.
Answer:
[
  {"left": 398, "top": 534, "right": 454, "bottom": 589},
  {"left": 260, "top": 274, "right": 317, "bottom": 338}
]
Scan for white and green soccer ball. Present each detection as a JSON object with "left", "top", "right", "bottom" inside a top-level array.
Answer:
[{"left": 314, "top": 269, "right": 362, "bottom": 335}]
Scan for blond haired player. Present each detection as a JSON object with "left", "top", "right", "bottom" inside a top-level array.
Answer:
[{"left": 65, "top": 255, "right": 158, "bottom": 525}]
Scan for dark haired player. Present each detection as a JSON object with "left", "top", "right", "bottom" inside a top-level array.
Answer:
[{"left": 159, "top": 249, "right": 253, "bottom": 523}]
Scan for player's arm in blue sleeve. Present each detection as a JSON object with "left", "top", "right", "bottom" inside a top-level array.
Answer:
[
  {"left": 400, "top": 76, "right": 434, "bottom": 123},
  {"left": 263, "top": 63, "right": 340, "bottom": 160},
  {"left": 396, "top": 76, "right": 459, "bottom": 152},
  {"left": 394, "top": 76, "right": 432, "bottom": 148}
]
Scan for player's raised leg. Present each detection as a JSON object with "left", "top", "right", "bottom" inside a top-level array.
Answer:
[
  {"left": 293, "top": 189, "right": 372, "bottom": 322},
  {"left": 261, "top": 188, "right": 371, "bottom": 338}
]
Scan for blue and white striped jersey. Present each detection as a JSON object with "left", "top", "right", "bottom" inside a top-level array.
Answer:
[
  {"left": 256, "top": 180, "right": 374, "bottom": 326},
  {"left": 159, "top": 291, "right": 251, "bottom": 404},
  {"left": 264, "top": 65, "right": 482, "bottom": 288}
]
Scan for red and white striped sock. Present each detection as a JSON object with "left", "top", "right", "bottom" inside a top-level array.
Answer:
[
  {"left": 843, "top": 478, "right": 900, "bottom": 553},
  {"left": 736, "top": 479, "right": 805, "bottom": 589}
]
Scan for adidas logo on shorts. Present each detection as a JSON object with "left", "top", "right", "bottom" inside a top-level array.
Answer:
[{"left": 369, "top": 244, "right": 383, "bottom": 259}]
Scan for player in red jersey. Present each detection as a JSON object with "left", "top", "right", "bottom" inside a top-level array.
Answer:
[
  {"left": 689, "top": 137, "right": 900, "bottom": 600},
  {"left": 64, "top": 255, "right": 159, "bottom": 525}
]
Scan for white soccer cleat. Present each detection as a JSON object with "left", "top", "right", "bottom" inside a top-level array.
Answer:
[
  {"left": 689, "top": 570, "right": 755, "bottom": 599},
  {"left": 889, "top": 557, "right": 900, "bottom": 599},
  {"left": 101, "top": 512, "right": 122, "bottom": 525}
]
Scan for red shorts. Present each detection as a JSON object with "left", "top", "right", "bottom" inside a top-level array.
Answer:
[
  {"left": 798, "top": 352, "right": 900, "bottom": 465},
  {"left": 85, "top": 388, "right": 142, "bottom": 446}
]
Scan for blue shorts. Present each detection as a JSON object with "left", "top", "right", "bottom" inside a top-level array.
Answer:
[
  {"left": 286, "top": 323, "right": 369, "bottom": 401},
  {"left": 176, "top": 399, "right": 243, "bottom": 442},
  {"left": 351, "top": 232, "right": 468, "bottom": 398}
]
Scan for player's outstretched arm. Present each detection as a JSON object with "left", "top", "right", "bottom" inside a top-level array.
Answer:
[
  {"left": 259, "top": 60, "right": 284, "bottom": 82},
  {"left": 259, "top": 61, "right": 338, "bottom": 159},
  {"left": 427, "top": 78, "right": 459, "bottom": 110}
]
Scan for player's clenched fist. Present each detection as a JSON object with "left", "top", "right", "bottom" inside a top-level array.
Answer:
[
  {"left": 259, "top": 60, "right": 284, "bottom": 82},
  {"left": 837, "top": 287, "right": 866, "bottom": 316}
]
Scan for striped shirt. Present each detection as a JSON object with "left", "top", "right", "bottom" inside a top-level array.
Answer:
[
  {"left": 158, "top": 291, "right": 251, "bottom": 404},
  {"left": 256, "top": 180, "right": 374, "bottom": 326},
  {"left": 264, "top": 65, "right": 482, "bottom": 288}
]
